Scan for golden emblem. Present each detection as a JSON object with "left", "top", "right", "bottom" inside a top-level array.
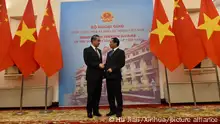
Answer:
[{"left": 101, "top": 12, "right": 114, "bottom": 22}]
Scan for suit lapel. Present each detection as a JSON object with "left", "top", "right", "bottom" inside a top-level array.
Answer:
[
  {"left": 90, "top": 46, "right": 99, "bottom": 58},
  {"left": 110, "top": 49, "right": 119, "bottom": 58},
  {"left": 90, "top": 46, "right": 102, "bottom": 61}
]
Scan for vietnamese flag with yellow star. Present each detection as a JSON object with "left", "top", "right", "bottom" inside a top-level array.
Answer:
[
  {"left": 34, "top": 0, "right": 63, "bottom": 77},
  {"left": 198, "top": 0, "right": 220, "bottom": 66},
  {"left": 0, "top": 0, "right": 14, "bottom": 71},
  {"left": 172, "top": 0, "right": 206, "bottom": 69},
  {"left": 149, "top": 0, "right": 181, "bottom": 71},
  {"left": 10, "top": 0, "right": 39, "bottom": 77}
]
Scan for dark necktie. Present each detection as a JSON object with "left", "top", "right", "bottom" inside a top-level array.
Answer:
[
  {"left": 95, "top": 48, "right": 100, "bottom": 58},
  {"left": 109, "top": 50, "right": 114, "bottom": 57}
]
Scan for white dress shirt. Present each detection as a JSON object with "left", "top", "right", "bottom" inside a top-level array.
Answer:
[{"left": 91, "top": 44, "right": 100, "bottom": 58}]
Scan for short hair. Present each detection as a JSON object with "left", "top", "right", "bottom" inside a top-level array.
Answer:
[
  {"left": 91, "top": 35, "right": 100, "bottom": 43},
  {"left": 112, "top": 37, "right": 120, "bottom": 46}
]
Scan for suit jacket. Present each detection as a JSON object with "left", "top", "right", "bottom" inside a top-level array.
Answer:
[
  {"left": 83, "top": 46, "right": 103, "bottom": 81},
  {"left": 105, "top": 48, "right": 125, "bottom": 80}
]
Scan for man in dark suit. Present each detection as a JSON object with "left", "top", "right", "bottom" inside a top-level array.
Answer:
[
  {"left": 105, "top": 37, "right": 125, "bottom": 117},
  {"left": 83, "top": 35, "right": 104, "bottom": 118}
]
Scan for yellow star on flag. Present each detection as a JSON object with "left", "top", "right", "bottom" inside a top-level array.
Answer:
[
  {"left": 198, "top": 13, "right": 220, "bottom": 39},
  {"left": 45, "top": 8, "right": 49, "bottom": 16},
  {"left": 151, "top": 20, "right": 174, "bottom": 44},
  {"left": 15, "top": 21, "right": 36, "bottom": 47},
  {"left": 46, "top": 27, "right": 50, "bottom": 31},
  {"left": 174, "top": 0, "right": 180, "bottom": 8},
  {"left": 174, "top": 17, "right": 178, "bottom": 20}
]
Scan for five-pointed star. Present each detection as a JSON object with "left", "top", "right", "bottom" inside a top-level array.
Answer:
[
  {"left": 46, "top": 26, "right": 50, "bottom": 31},
  {"left": 45, "top": 8, "right": 49, "bottom": 16},
  {"left": 15, "top": 21, "right": 36, "bottom": 47},
  {"left": 174, "top": 0, "right": 180, "bottom": 8},
  {"left": 174, "top": 17, "right": 178, "bottom": 20},
  {"left": 198, "top": 13, "right": 220, "bottom": 39},
  {"left": 150, "top": 20, "right": 174, "bottom": 44},
  {"left": 0, "top": 18, "right": 7, "bottom": 25}
]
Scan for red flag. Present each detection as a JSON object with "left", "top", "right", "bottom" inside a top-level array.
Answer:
[
  {"left": 172, "top": 0, "right": 206, "bottom": 69},
  {"left": 198, "top": 0, "right": 220, "bottom": 66},
  {"left": 34, "top": 0, "right": 63, "bottom": 77},
  {"left": 0, "top": 0, "right": 14, "bottom": 71},
  {"left": 150, "top": 0, "right": 181, "bottom": 71},
  {"left": 10, "top": 0, "right": 39, "bottom": 77}
]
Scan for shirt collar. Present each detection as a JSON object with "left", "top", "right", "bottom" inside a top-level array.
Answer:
[
  {"left": 91, "top": 44, "right": 97, "bottom": 50},
  {"left": 113, "top": 47, "right": 119, "bottom": 51}
]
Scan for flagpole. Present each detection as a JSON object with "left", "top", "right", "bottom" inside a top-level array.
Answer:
[
  {"left": 214, "top": 65, "right": 220, "bottom": 99},
  {"left": 214, "top": 65, "right": 220, "bottom": 111},
  {"left": 40, "top": 76, "right": 52, "bottom": 114},
  {"left": 164, "top": 67, "right": 175, "bottom": 111},
  {"left": 189, "top": 70, "right": 201, "bottom": 111},
  {"left": 16, "top": 75, "right": 27, "bottom": 115}
]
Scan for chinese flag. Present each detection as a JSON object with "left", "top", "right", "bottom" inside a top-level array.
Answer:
[
  {"left": 10, "top": 0, "right": 39, "bottom": 77},
  {"left": 0, "top": 0, "right": 14, "bottom": 71},
  {"left": 34, "top": 0, "right": 63, "bottom": 77},
  {"left": 198, "top": 0, "right": 220, "bottom": 66},
  {"left": 172, "top": 0, "right": 206, "bottom": 69},
  {"left": 150, "top": 0, "right": 181, "bottom": 71}
]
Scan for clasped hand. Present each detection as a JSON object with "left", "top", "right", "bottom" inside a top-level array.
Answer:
[
  {"left": 99, "top": 63, "right": 112, "bottom": 73},
  {"left": 99, "top": 63, "right": 105, "bottom": 69}
]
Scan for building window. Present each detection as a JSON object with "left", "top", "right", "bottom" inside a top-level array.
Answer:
[
  {"left": 127, "top": 78, "right": 132, "bottom": 84},
  {"left": 134, "top": 61, "right": 140, "bottom": 69},
  {"left": 146, "top": 60, "right": 152, "bottom": 66},
  {"left": 146, "top": 48, "right": 149, "bottom": 52},
  {"left": 143, "top": 56, "right": 152, "bottom": 66},
  {"left": 136, "top": 76, "right": 142, "bottom": 84},
  {"left": 133, "top": 53, "right": 136, "bottom": 56},
  {"left": 126, "top": 64, "right": 131, "bottom": 70}
]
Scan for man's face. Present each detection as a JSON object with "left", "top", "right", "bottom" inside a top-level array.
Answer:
[
  {"left": 92, "top": 37, "right": 101, "bottom": 47},
  {"left": 109, "top": 39, "right": 117, "bottom": 49}
]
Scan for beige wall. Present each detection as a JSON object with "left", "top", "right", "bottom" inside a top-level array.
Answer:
[{"left": 2, "top": 0, "right": 212, "bottom": 103}]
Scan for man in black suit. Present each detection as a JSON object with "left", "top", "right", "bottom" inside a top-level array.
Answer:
[
  {"left": 105, "top": 38, "right": 125, "bottom": 117},
  {"left": 83, "top": 35, "right": 104, "bottom": 118}
]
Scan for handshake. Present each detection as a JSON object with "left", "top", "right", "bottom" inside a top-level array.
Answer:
[{"left": 99, "top": 63, "right": 112, "bottom": 73}]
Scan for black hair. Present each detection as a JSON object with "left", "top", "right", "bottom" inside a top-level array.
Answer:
[
  {"left": 91, "top": 34, "right": 100, "bottom": 42},
  {"left": 111, "top": 37, "right": 120, "bottom": 46}
]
